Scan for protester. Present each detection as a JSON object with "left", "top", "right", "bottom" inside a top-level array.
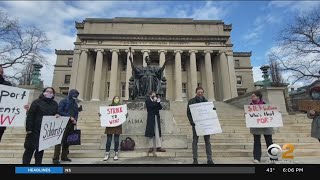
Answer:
[
  {"left": 99, "top": 96, "right": 128, "bottom": 161},
  {"left": 306, "top": 83, "right": 320, "bottom": 143},
  {"left": 22, "top": 87, "right": 59, "bottom": 164},
  {"left": 248, "top": 90, "right": 277, "bottom": 164},
  {"left": 187, "top": 87, "right": 215, "bottom": 164},
  {"left": 145, "top": 91, "right": 166, "bottom": 153},
  {"left": 52, "top": 89, "right": 79, "bottom": 164}
]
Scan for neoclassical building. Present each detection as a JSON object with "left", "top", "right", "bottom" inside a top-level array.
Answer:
[{"left": 52, "top": 17, "right": 255, "bottom": 102}]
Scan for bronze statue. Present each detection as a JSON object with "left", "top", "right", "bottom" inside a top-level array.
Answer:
[{"left": 128, "top": 47, "right": 169, "bottom": 100}]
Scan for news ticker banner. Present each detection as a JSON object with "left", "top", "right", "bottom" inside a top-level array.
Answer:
[{"left": 10, "top": 165, "right": 319, "bottom": 175}]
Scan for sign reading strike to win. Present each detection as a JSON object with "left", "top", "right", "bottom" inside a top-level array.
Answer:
[
  {"left": 244, "top": 104, "right": 283, "bottom": 128},
  {"left": 39, "top": 116, "right": 69, "bottom": 151},
  {"left": 100, "top": 104, "right": 128, "bottom": 127},
  {"left": 189, "top": 102, "right": 222, "bottom": 136},
  {"left": 0, "top": 84, "right": 30, "bottom": 127}
]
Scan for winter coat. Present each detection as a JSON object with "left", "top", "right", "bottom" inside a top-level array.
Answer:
[
  {"left": 145, "top": 97, "right": 162, "bottom": 137},
  {"left": 24, "top": 94, "right": 58, "bottom": 150},
  {"left": 58, "top": 89, "right": 79, "bottom": 130},
  {"left": 307, "top": 111, "right": 320, "bottom": 139}
]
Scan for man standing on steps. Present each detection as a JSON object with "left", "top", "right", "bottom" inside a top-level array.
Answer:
[
  {"left": 52, "top": 89, "right": 80, "bottom": 164},
  {"left": 187, "top": 87, "right": 215, "bottom": 164}
]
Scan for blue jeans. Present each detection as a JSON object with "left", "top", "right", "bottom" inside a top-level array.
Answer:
[{"left": 106, "top": 134, "right": 120, "bottom": 152}]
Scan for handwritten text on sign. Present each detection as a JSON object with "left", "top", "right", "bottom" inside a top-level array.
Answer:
[
  {"left": 189, "top": 102, "right": 222, "bottom": 136},
  {"left": 100, "top": 104, "right": 128, "bottom": 127},
  {"left": 244, "top": 104, "right": 283, "bottom": 128},
  {"left": 38, "top": 116, "right": 69, "bottom": 151},
  {"left": 0, "top": 84, "right": 30, "bottom": 127}
]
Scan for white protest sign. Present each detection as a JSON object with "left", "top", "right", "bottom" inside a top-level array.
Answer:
[
  {"left": 244, "top": 104, "right": 283, "bottom": 128},
  {"left": 189, "top": 102, "right": 222, "bottom": 136},
  {"left": 38, "top": 116, "right": 69, "bottom": 151},
  {"left": 100, "top": 104, "right": 128, "bottom": 127},
  {"left": 0, "top": 84, "right": 30, "bottom": 127}
]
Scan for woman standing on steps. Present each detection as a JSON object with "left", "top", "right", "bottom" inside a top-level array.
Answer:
[
  {"left": 99, "top": 96, "right": 128, "bottom": 161},
  {"left": 247, "top": 91, "right": 277, "bottom": 164},
  {"left": 306, "top": 82, "right": 320, "bottom": 143}
]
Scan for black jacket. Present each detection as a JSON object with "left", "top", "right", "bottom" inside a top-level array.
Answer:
[
  {"left": 187, "top": 96, "right": 216, "bottom": 126},
  {"left": 24, "top": 94, "right": 58, "bottom": 149},
  {"left": 145, "top": 98, "right": 163, "bottom": 137}
]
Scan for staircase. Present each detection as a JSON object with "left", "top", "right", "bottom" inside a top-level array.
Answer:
[{"left": 0, "top": 101, "right": 319, "bottom": 163}]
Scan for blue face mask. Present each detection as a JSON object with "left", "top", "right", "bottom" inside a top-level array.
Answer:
[{"left": 312, "top": 92, "right": 320, "bottom": 99}]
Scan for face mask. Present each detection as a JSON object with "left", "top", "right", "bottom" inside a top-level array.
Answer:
[
  {"left": 114, "top": 99, "right": 120, "bottom": 104},
  {"left": 43, "top": 92, "right": 54, "bottom": 99},
  {"left": 312, "top": 92, "right": 320, "bottom": 99}
]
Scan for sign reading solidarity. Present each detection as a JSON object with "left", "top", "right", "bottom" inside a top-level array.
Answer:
[
  {"left": 244, "top": 104, "right": 283, "bottom": 128},
  {"left": 0, "top": 84, "right": 30, "bottom": 127},
  {"left": 189, "top": 102, "right": 222, "bottom": 136},
  {"left": 100, "top": 104, "right": 128, "bottom": 127},
  {"left": 38, "top": 116, "right": 69, "bottom": 151}
]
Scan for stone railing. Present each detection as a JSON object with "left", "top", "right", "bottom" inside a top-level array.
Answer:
[{"left": 225, "top": 87, "right": 288, "bottom": 115}]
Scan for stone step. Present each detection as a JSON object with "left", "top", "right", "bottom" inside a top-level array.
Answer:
[{"left": 0, "top": 149, "right": 319, "bottom": 158}]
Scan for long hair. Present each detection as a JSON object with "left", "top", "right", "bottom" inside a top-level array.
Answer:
[{"left": 111, "top": 95, "right": 121, "bottom": 105}]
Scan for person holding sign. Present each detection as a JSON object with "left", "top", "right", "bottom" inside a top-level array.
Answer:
[
  {"left": 306, "top": 83, "right": 320, "bottom": 143},
  {"left": 187, "top": 87, "right": 215, "bottom": 164},
  {"left": 99, "top": 96, "right": 128, "bottom": 161},
  {"left": 22, "top": 87, "right": 59, "bottom": 164},
  {"left": 52, "top": 89, "right": 80, "bottom": 164},
  {"left": 145, "top": 91, "right": 166, "bottom": 153},
  {"left": 248, "top": 91, "right": 277, "bottom": 164}
]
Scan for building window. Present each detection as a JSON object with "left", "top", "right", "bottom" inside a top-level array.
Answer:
[
  {"left": 235, "top": 60, "right": 240, "bottom": 68},
  {"left": 106, "top": 82, "right": 110, "bottom": 97},
  {"left": 236, "top": 76, "right": 242, "bottom": 85},
  {"left": 121, "top": 82, "right": 126, "bottom": 97},
  {"left": 182, "top": 83, "right": 187, "bottom": 98},
  {"left": 107, "top": 60, "right": 111, "bottom": 71},
  {"left": 197, "top": 83, "right": 202, "bottom": 87},
  {"left": 122, "top": 63, "right": 127, "bottom": 71},
  {"left": 64, "top": 75, "right": 71, "bottom": 84},
  {"left": 67, "top": 58, "right": 73, "bottom": 66},
  {"left": 181, "top": 60, "right": 186, "bottom": 71}
]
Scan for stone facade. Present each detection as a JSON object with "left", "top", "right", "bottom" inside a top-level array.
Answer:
[{"left": 52, "top": 17, "right": 255, "bottom": 101}]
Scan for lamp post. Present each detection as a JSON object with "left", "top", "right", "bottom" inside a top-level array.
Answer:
[{"left": 260, "top": 65, "right": 271, "bottom": 88}]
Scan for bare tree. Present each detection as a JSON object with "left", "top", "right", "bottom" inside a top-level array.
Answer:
[
  {"left": 0, "top": 10, "right": 49, "bottom": 69},
  {"left": 269, "top": 55, "right": 284, "bottom": 86},
  {"left": 274, "top": 6, "right": 320, "bottom": 85}
]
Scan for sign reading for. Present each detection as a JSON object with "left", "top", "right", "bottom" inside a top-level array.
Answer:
[
  {"left": 0, "top": 85, "right": 30, "bottom": 127},
  {"left": 244, "top": 104, "right": 283, "bottom": 128},
  {"left": 100, "top": 104, "right": 128, "bottom": 127}
]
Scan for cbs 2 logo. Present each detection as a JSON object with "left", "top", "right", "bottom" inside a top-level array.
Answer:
[{"left": 267, "top": 144, "right": 295, "bottom": 159}]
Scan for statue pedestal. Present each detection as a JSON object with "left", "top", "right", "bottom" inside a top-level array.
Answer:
[{"left": 100, "top": 100, "right": 187, "bottom": 149}]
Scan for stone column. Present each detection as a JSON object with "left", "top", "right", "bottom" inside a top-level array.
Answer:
[
  {"left": 125, "top": 49, "right": 134, "bottom": 100},
  {"left": 219, "top": 52, "right": 232, "bottom": 101},
  {"left": 109, "top": 49, "right": 119, "bottom": 100},
  {"left": 91, "top": 49, "right": 104, "bottom": 101},
  {"left": 226, "top": 53, "right": 238, "bottom": 98},
  {"left": 158, "top": 50, "right": 167, "bottom": 76},
  {"left": 141, "top": 50, "right": 150, "bottom": 67},
  {"left": 204, "top": 50, "right": 215, "bottom": 101},
  {"left": 174, "top": 50, "right": 183, "bottom": 101},
  {"left": 189, "top": 50, "right": 198, "bottom": 95},
  {"left": 76, "top": 49, "right": 88, "bottom": 101},
  {"left": 69, "top": 50, "right": 80, "bottom": 90}
]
